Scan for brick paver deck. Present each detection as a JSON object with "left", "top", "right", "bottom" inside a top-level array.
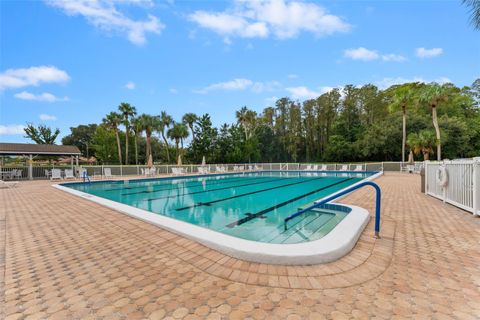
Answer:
[{"left": 1, "top": 173, "right": 479, "bottom": 319}]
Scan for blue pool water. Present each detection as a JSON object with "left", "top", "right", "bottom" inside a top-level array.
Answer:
[{"left": 63, "top": 171, "right": 375, "bottom": 243}]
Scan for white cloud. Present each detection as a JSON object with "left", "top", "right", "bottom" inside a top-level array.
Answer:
[
  {"left": 0, "top": 66, "right": 70, "bottom": 90},
  {"left": 125, "top": 81, "right": 135, "bottom": 90},
  {"left": 196, "top": 78, "right": 280, "bottom": 94},
  {"left": 45, "top": 0, "right": 164, "bottom": 45},
  {"left": 0, "top": 124, "right": 25, "bottom": 135},
  {"left": 189, "top": 0, "right": 350, "bottom": 41},
  {"left": 169, "top": 88, "right": 178, "bottom": 94},
  {"left": 344, "top": 47, "right": 406, "bottom": 62},
  {"left": 375, "top": 76, "right": 451, "bottom": 89},
  {"left": 287, "top": 74, "right": 298, "bottom": 79},
  {"left": 381, "top": 54, "right": 407, "bottom": 62},
  {"left": 14, "top": 91, "right": 69, "bottom": 102},
  {"left": 39, "top": 114, "right": 57, "bottom": 121},
  {"left": 286, "top": 86, "right": 320, "bottom": 99},
  {"left": 416, "top": 47, "right": 443, "bottom": 58},
  {"left": 344, "top": 47, "right": 379, "bottom": 61}
]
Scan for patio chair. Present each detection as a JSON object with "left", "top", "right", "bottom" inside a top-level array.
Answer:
[
  {"left": 304, "top": 165, "right": 312, "bottom": 171},
  {"left": 312, "top": 165, "right": 318, "bottom": 171},
  {"left": 319, "top": 164, "right": 327, "bottom": 171},
  {"left": 14, "top": 169, "right": 23, "bottom": 179},
  {"left": 64, "top": 169, "right": 75, "bottom": 179},
  {"left": 254, "top": 165, "right": 263, "bottom": 171},
  {"left": 0, "top": 180, "right": 18, "bottom": 188},
  {"left": 339, "top": 165, "right": 348, "bottom": 171},
  {"left": 50, "top": 169, "right": 62, "bottom": 180},
  {"left": 44, "top": 169, "right": 51, "bottom": 179},
  {"left": 103, "top": 167, "right": 113, "bottom": 178}
]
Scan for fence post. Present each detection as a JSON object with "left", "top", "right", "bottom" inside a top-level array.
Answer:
[
  {"left": 473, "top": 158, "right": 479, "bottom": 216},
  {"left": 381, "top": 162, "right": 384, "bottom": 172},
  {"left": 28, "top": 155, "right": 33, "bottom": 180}
]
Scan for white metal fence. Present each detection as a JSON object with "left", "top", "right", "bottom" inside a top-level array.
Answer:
[{"left": 425, "top": 158, "right": 480, "bottom": 216}]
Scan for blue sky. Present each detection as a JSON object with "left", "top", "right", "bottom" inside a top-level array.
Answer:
[{"left": 0, "top": 0, "right": 479, "bottom": 143}]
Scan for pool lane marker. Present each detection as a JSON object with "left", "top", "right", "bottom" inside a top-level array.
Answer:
[
  {"left": 225, "top": 178, "right": 353, "bottom": 228},
  {"left": 140, "top": 177, "right": 287, "bottom": 202},
  {"left": 174, "top": 176, "right": 328, "bottom": 211},
  {"left": 120, "top": 176, "right": 269, "bottom": 196}
]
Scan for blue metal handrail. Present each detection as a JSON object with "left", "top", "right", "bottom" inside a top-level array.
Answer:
[{"left": 284, "top": 181, "right": 382, "bottom": 238}]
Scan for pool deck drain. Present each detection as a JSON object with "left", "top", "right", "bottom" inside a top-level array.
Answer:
[{"left": 2, "top": 172, "right": 480, "bottom": 319}]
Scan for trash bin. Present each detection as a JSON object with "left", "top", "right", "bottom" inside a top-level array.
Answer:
[{"left": 420, "top": 167, "right": 425, "bottom": 193}]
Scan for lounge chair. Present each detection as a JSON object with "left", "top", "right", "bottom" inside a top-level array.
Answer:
[
  {"left": 312, "top": 165, "right": 318, "bottom": 171},
  {"left": 103, "top": 167, "right": 113, "bottom": 178},
  {"left": 171, "top": 167, "right": 184, "bottom": 176},
  {"left": 319, "top": 164, "right": 327, "bottom": 171},
  {"left": 353, "top": 164, "right": 363, "bottom": 172},
  {"left": 339, "top": 165, "right": 348, "bottom": 171},
  {"left": 64, "top": 169, "right": 75, "bottom": 179},
  {"left": 254, "top": 165, "right": 263, "bottom": 171},
  {"left": 145, "top": 167, "right": 156, "bottom": 177},
  {"left": 304, "top": 165, "right": 312, "bottom": 171},
  {"left": 50, "top": 169, "right": 62, "bottom": 180},
  {"left": 0, "top": 180, "right": 18, "bottom": 188}
]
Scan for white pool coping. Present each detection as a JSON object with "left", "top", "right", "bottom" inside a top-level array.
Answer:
[{"left": 53, "top": 171, "right": 383, "bottom": 265}]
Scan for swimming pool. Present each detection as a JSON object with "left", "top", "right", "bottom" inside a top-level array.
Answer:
[{"left": 56, "top": 170, "right": 381, "bottom": 264}]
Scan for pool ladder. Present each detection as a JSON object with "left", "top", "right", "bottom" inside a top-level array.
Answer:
[{"left": 284, "top": 181, "right": 382, "bottom": 238}]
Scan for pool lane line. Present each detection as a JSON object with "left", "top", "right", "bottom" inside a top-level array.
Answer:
[
  {"left": 279, "top": 213, "right": 336, "bottom": 244},
  {"left": 174, "top": 176, "right": 328, "bottom": 211},
  {"left": 105, "top": 175, "right": 257, "bottom": 192},
  {"left": 140, "top": 177, "right": 289, "bottom": 201},
  {"left": 225, "top": 178, "right": 353, "bottom": 228},
  {"left": 120, "top": 175, "right": 271, "bottom": 196}
]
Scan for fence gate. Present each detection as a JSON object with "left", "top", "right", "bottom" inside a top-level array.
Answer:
[{"left": 425, "top": 158, "right": 480, "bottom": 216}]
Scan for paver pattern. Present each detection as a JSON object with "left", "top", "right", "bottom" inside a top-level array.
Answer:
[{"left": 1, "top": 172, "right": 480, "bottom": 319}]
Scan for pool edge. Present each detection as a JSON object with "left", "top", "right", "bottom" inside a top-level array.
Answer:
[{"left": 53, "top": 171, "right": 382, "bottom": 265}]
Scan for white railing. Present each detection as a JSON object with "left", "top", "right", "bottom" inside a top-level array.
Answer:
[
  {"left": 0, "top": 161, "right": 425, "bottom": 180},
  {"left": 425, "top": 158, "right": 480, "bottom": 216}
]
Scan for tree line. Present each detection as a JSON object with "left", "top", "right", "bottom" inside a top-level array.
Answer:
[{"left": 23, "top": 80, "right": 480, "bottom": 164}]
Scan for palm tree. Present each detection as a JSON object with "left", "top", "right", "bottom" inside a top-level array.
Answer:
[
  {"left": 118, "top": 102, "right": 137, "bottom": 165},
  {"left": 420, "top": 83, "right": 449, "bottom": 160},
  {"left": 407, "top": 130, "right": 437, "bottom": 161},
  {"left": 167, "top": 122, "right": 189, "bottom": 160},
  {"left": 159, "top": 111, "right": 173, "bottom": 163},
  {"left": 236, "top": 106, "right": 257, "bottom": 140},
  {"left": 131, "top": 116, "right": 143, "bottom": 165},
  {"left": 236, "top": 106, "right": 248, "bottom": 139},
  {"left": 390, "top": 85, "right": 414, "bottom": 162},
  {"left": 463, "top": 0, "right": 480, "bottom": 29},
  {"left": 138, "top": 114, "right": 159, "bottom": 162},
  {"left": 103, "top": 112, "right": 123, "bottom": 164},
  {"left": 182, "top": 113, "right": 198, "bottom": 142}
]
